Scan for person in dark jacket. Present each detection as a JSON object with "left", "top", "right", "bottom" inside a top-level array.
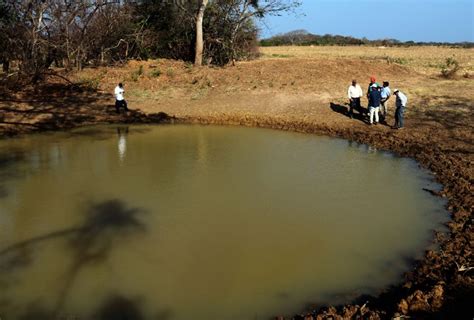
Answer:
[
  {"left": 368, "top": 84, "right": 381, "bottom": 125},
  {"left": 367, "top": 76, "right": 377, "bottom": 97}
]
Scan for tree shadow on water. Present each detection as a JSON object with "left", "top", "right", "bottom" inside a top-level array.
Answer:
[
  {"left": 95, "top": 295, "right": 146, "bottom": 320},
  {"left": 0, "top": 185, "right": 8, "bottom": 199},
  {"left": 94, "top": 294, "right": 175, "bottom": 320},
  {"left": 0, "top": 199, "right": 146, "bottom": 259},
  {"left": 17, "top": 293, "right": 175, "bottom": 320},
  {"left": 0, "top": 199, "right": 148, "bottom": 318}
]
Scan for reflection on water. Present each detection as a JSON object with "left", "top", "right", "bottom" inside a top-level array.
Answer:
[
  {"left": 0, "top": 125, "right": 447, "bottom": 319},
  {"left": 117, "top": 127, "right": 129, "bottom": 163}
]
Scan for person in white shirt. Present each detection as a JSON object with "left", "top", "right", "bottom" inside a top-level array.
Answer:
[
  {"left": 394, "top": 89, "right": 407, "bottom": 129},
  {"left": 347, "top": 79, "right": 363, "bottom": 118},
  {"left": 114, "top": 83, "right": 129, "bottom": 113},
  {"left": 380, "top": 81, "right": 391, "bottom": 123}
]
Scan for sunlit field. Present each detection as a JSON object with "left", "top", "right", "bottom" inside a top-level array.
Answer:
[{"left": 260, "top": 45, "right": 474, "bottom": 75}]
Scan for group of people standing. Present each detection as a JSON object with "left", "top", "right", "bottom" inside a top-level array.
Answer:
[{"left": 347, "top": 76, "right": 407, "bottom": 129}]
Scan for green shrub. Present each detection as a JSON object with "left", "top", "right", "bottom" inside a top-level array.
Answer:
[
  {"left": 149, "top": 68, "right": 161, "bottom": 77},
  {"left": 166, "top": 67, "right": 175, "bottom": 78},
  {"left": 271, "top": 53, "right": 293, "bottom": 58},
  {"left": 385, "top": 56, "right": 408, "bottom": 65},
  {"left": 441, "top": 57, "right": 460, "bottom": 78},
  {"left": 131, "top": 65, "right": 144, "bottom": 81}
]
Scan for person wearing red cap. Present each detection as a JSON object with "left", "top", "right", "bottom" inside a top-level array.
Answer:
[
  {"left": 366, "top": 76, "right": 378, "bottom": 118},
  {"left": 368, "top": 83, "right": 382, "bottom": 125},
  {"left": 367, "top": 76, "right": 377, "bottom": 97}
]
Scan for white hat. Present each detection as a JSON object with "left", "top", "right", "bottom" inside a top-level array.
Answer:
[
  {"left": 394, "top": 89, "right": 399, "bottom": 93},
  {"left": 371, "top": 83, "right": 378, "bottom": 88}
]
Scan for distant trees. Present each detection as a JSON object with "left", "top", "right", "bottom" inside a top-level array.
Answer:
[
  {"left": 260, "top": 30, "right": 367, "bottom": 47},
  {"left": 260, "top": 30, "right": 474, "bottom": 48}
]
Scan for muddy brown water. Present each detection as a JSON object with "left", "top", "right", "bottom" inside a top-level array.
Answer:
[{"left": 0, "top": 125, "right": 448, "bottom": 319}]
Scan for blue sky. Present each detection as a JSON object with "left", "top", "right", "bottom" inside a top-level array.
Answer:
[{"left": 259, "top": 0, "right": 474, "bottom": 42}]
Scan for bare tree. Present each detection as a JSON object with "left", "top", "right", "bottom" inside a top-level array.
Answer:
[
  {"left": 194, "top": 0, "right": 208, "bottom": 66},
  {"left": 171, "top": 0, "right": 209, "bottom": 65},
  {"left": 175, "top": 0, "right": 300, "bottom": 65}
]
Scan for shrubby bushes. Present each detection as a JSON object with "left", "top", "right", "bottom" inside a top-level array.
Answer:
[{"left": 1, "top": 0, "right": 295, "bottom": 82}]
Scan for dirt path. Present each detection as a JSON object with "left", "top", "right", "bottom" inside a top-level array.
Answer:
[{"left": 0, "top": 55, "right": 473, "bottom": 319}]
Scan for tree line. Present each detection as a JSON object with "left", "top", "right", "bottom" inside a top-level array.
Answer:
[
  {"left": 260, "top": 30, "right": 474, "bottom": 48},
  {"left": 0, "top": 0, "right": 300, "bottom": 82}
]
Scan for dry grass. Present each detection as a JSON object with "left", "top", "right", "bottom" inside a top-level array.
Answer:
[{"left": 260, "top": 46, "right": 474, "bottom": 75}]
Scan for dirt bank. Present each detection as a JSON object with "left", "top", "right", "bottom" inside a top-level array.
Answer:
[{"left": 0, "top": 50, "right": 472, "bottom": 319}]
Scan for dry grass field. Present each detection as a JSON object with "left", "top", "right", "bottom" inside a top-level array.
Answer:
[{"left": 260, "top": 45, "right": 474, "bottom": 75}]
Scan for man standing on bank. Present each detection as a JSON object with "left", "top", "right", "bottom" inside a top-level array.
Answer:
[
  {"left": 347, "top": 79, "right": 363, "bottom": 118},
  {"left": 114, "top": 83, "right": 129, "bottom": 113},
  {"left": 380, "top": 81, "right": 391, "bottom": 123},
  {"left": 393, "top": 89, "right": 407, "bottom": 129},
  {"left": 368, "top": 84, "right": 382, "bottom": 125}
]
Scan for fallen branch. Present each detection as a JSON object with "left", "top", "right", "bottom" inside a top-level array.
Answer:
[
  {"left": 455, "top": 262, "right": 474, "bottom": 272},
  {"left": 422, "top": 188, "right": 440, "bottom": 196},
  {"left": 42, "top": 70, "right": 74, "bottom": 85}
]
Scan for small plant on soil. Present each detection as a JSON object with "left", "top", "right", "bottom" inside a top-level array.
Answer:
[
  {"left": 440, "top": 57, "right": 460, "bottom": 79},
  {"left": 131, "top": 65, "right": 144, "bottom": 81},
  {"left": 77, "top": 76, "right": 101, "bottom": 90},
  {"left": 271, "top": 53, "right": 293, "bottom": 58},
  {"left": 166, "top": 67, "right": 175, "bottom": 78},
  {"left": 150, "top": 69, "right": 161, "bottom": 78},
  {"left": 184, "top": 62, "right": 193, "bottom": 71},
  {"left": 385, "top": 56, "right": 408, "bottom": 65}
]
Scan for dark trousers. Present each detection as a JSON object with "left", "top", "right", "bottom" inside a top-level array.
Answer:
[
  {"left": 380, "top": 99, "right": 388, "bottom": 120},
  {"left": 395, "top": 106, "right": 405, "bottom": 128},
  {"left": 115, "top": 100, "right": 128, "bottom": 113},
  {"left": 349, "top": 98, "right": 361, "bottom": 116}
]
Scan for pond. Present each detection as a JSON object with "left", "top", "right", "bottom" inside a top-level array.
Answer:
[{"left": 0, "top": 125, "right": 447, "bottom": 319}]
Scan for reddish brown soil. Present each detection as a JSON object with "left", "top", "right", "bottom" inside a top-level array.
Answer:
[{"left": 0, "top": 56, "right": 472, "bottom": 319}]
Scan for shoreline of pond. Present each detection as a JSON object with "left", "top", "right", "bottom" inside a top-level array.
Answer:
[{"left": 0, "top": 111, "right": 472, "bottom": 319}]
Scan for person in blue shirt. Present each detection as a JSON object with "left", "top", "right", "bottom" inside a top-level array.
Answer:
[
  {"left": 380, "top": 81, "right": 391, "bottom": 123},
  {"left": 368, "top": 84, "right": 382, "bottom": 125}
]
